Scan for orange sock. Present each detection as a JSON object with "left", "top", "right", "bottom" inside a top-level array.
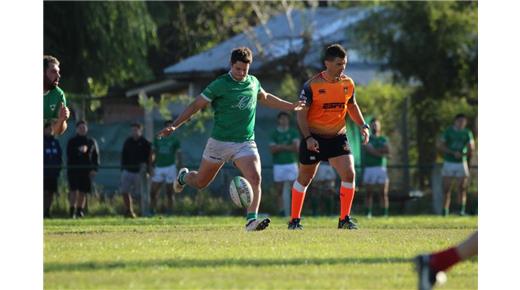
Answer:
[
  {"left": 340, "top": 181, "right": 355, "bottom": 219},
  {"left": 291, "top": 181, "right": 307, "bottom": 219}
]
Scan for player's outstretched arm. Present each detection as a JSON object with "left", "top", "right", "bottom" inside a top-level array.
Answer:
[
  {"left": 258, "top": 89, "right": 304, "bottom": 111},
  {"left": 157, "top": 95, "right": 209, "bottom": 137}
]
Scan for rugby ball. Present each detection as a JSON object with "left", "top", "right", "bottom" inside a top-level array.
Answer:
[{"left": 229, "top": 176, "right": 253, "bottom": 208}]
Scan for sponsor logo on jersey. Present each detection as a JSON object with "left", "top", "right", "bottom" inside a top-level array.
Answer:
[
  {"left": 322, "top": 103, "right": 346, "bottom": 109},
  {"left": 318, "top": 89, "right": 326, "bottom": 94},
  {"left": 232, "top": 95, "right": 255, "bottom": 110},
  {"left": 50, "top": 104, "right": 56, "bottom": 111}
]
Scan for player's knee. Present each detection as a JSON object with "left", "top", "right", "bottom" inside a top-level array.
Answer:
[{"left": 245, "top": 174, "right": 261, "bottom": 187}]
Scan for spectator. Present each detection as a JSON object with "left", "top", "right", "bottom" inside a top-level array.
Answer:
[
  {"left": 150, "top": 120, "right": 183, "bottom": 216},
  {"left": 362, "top": 118, "right": 390, "bottom": 218},
  {"left": 269, "top": 112, "right": 299, "bottom": 216},
  {"left": 44, "top": 55, "right": 70, "bottom": 135},
  {"left": 44, "top": 123, "right": 63, "bottom": 218},
  {"left": 437, "top": 113, "right": 475, "bottom": 216},
  {"left": 67, "top": 120, "right": 99, "bottom": 218},
  {"left": 120, "top": 123, "right": 152, "bottom": 218},
  {"left": 309, "top": 162, "right": 338, "bottom": 216}
]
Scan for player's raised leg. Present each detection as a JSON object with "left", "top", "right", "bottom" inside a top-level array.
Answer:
[
  {"left": 177, "top": 158, "right": 224, "bottom": 191},
  {"left": 329, "top": 154, "right": 358, "bottom": 229}
]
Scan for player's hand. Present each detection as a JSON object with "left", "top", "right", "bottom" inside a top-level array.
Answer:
[
  {"left": 361, "top": 127, "right": 370, "bottom": 145},
  {"left": 157, "top": 126, "right": 176, "bottom": 138},
  {"left": 58, "top": 103, "right": 70, "bottom": 120},
  {"left": 292, "top": 101, "right": 306, "bottom": 111},
  {"left": 306, "top": 137, "right": 320, "bottom": 153}
]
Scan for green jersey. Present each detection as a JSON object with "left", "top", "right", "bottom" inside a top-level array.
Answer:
[
  {"left": 153, "top": 135, "right": 180, "bottom": 167},
  {"left": 441, "top": 126, "right": 474, "bottom": 163},
  {"left": 201, "top": 72, "right": 262, "bottom": 142},
  {"left": 270, "top": 127, "right": 299, "bottom": 165},
  {"left": 364, "top": 135, "right": 388, "bottom": 167},
  {"left": 44, "top": 87, "right": 67, "bottom": 124}
]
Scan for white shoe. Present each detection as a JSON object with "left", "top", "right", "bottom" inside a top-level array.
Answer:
[
  {"left": 174, "top": 168, "right": 189, "bottom": 193},
  {"left": 245, "top": 217, "right": 271, "bottom": 232}
]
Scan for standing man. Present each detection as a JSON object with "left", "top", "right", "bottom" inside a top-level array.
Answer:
[
  {"left": 120, "top": 123, "right": 152, "bottom": 218},
  {"left": 150, "top": 120, "right": 183, "bottom": 216},
  {"left": 437, "top": 113, "right": 475, "bottom": 216},
  {"left": 269, "top": 112, "right": 299, "bottom": 217},
  {"left": 44, "top": 123, "right": 63, "bottom": 218},
  {"left": 44, "top": 55, "right": 70, "bottom": 135},
  {"left": 288, "top": 44, "right": 370, "bottom": 230},
  {"left": 362, "top": 118, "right": 390, "bottom": 218},
  {"left": 158, "top": 47, "right": 303, "bottom": 231},
  {"left": 67, "top": 120, "right": 100, "bottom": 218}
]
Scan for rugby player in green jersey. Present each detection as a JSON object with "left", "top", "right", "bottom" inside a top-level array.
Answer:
[
  {"left": 437, "top": 113, "right": 475, "bottom": 216},
  {"left": 158, "top": 47, "right": 304, "bottom": 231},
  {"left": 44, "top": 55, "right": 70, "bottom": 135}
]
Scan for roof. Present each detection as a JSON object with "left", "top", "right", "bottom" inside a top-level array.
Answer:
[{"left": 163, "top": 7, "right": 379, "bottom": 77}]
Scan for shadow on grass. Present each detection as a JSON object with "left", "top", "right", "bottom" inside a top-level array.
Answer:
[{"left": 45, "top": 257, "right": 411, "bottom": 273}]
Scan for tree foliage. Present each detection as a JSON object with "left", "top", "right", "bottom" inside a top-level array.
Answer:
[
  {"left": 350, "top": 2, "right": 477, "bottom": 185},
  {"left": 44, "top": 1, "right": 158, "bottom": 96}
]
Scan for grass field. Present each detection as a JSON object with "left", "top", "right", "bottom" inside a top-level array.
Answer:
[{"left": 44, "top": 216, "right": 477, "bottom": 289}]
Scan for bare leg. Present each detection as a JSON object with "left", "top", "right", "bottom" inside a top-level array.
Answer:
[
  {"left": 184, "top": 158, "right": 224, "bottom": 190},
  {"left": 123, "top": 193, "right": 135, "bottom": 214},
  {"left": 365, "top": 184, "right": 373, "bottom": 217},
  {"left": 457, "top": 177, "right": 469, "bottom": 214},
  {"left": 165, "top": 183, "right": 174, "bottom": 213},
  {"left": 455, "top": 231, "right": 478, "bottom": 259},
  {"left": 234, "top": 155, "right": 262, "bottom": 214},
  {"left": 442, "top": 177, "right": 454, "bottom": 215}
]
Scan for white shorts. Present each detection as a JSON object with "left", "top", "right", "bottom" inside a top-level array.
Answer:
[
  {"left": 202, "top": 137, "right": 259, "bottom": 164},
  {"left": 441, "top": 161, "right": 469, "bottom": 178},
  {"left": 151, "top": 164, "right": 177, "bottom": 183},
  {"left": 363, "top": 166, "right": 388, "bottom": 185},
  {"left": 314, "top": 163, "right": 337, "bottom": 181},
  {"left": 273, "top": 163, "right": 298, "bottom": 182}
]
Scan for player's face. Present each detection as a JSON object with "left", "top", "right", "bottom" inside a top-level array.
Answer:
[
  {"left": 371, "top": 120, "right": 380, "bottom": 134},
  {"left": 230, "top": 61, "right": 250, "bottom": 81},
  {"left": 131, "top": 126, "right": 142, "bottom": 139},
  {"left": 45, "top": 63, "right": 60, "bottom": 89},
  {"left": 278, "top": 115, "right": 289, "bottom": 128},
  {"left": 325, "top": 57, "right": 347, "bottom": 78},
  {"left": 454, "top": 117, "right": 467, "bottom": 129},
  {"left": 77, "top": 124, "right": 88, "bottom": 136}
]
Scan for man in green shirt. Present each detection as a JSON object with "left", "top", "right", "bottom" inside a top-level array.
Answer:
[
  {"left": 44, "top": 55, "right": 70, "bottom": 135},
  {"left": 362, "top": 118, "right": 390, "bottom": 218},
  {"left": 269, "top": 112, "right": 299, "bottom": 217},
  {"left": 150, "top": 120, "right": 183, "bottom": 216},
  {"left": 437, "top": 113, "right": 475, "bottom": 216},
  {"left": 158, "top": 47, "right": 304, "bottom": 231}
]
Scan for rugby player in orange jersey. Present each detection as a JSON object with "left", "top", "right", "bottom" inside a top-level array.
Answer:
[{"left": 288, "top": 44, "right": 370, "bottom": 230}]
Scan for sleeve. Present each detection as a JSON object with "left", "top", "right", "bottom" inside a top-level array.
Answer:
[
  {"left": 255, "top": 76, "right": 263, "bottom": 95},
  {"left": 91, "top": 139, "right": 100, "bottom": 171},
  {"left": 299, "top": 82, "right": 313, "bottom": 106},
  {"left": 269, "top": 131, "right": 276, "bottom": 145},
  {"left": 467, "top": 130, "right": 475, "bottom": 144},
  {"left": 57, "top": 88, "right": 67, "bottom": 106},
  {"left": 200, "top": 79, "right": 221, "bottom": 102}
]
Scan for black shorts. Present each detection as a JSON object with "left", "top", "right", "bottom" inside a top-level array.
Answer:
[
  {"left": 68, "top": 172, "right": 92, "bottom": 193},
  {"left": 44, "top": 176, "right": 58, "bottom": 192},
  {"left": 299, "top": 133, "right": 352, "bottom": 165}
]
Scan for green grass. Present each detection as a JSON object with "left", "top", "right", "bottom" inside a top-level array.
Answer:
[{"left": 44, "top": 216, "right": 477, "bottom": 289}]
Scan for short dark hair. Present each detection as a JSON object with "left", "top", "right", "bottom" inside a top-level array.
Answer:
[
  {"left": 277, "top": 112, "right": 290, "bottom": 120},
  {"left": 324, "top": 44, "right": 347, "bottom": 62},
  {"left": 76, "top": 120, "right": 87, "bottom": 127},
  {"left": 164, "top": 119, "right": 174, "bottom": 126},
  {"left": 44, "top": 55, "right": 60, "bottom": 71},
  {"left": 230, "top": 47, "right": 253, "bottom": 64},
  {"left": 131, "top": 122, "right": 143, "bottom": 129},
  {"left": 455, "top": 113, "right": 467, "bottom": 120}
]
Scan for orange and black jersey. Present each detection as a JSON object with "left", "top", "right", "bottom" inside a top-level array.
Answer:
[{"left": 299, "top": 72, "right": 356, "bottom": 135}]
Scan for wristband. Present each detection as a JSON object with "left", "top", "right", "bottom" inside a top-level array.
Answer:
[
  {"left": 303, "top": 135, "right": 313, "bottom": 141},
  {"left": 362, "top": 123, "right": 370, "bottom": 130}
]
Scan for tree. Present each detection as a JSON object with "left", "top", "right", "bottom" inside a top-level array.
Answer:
[
  {"left": 44, "top": 2, "right": 158, "bottom": 96},
  {"left": 350, "top": 2, "right": 477, "bottom": 186}
]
